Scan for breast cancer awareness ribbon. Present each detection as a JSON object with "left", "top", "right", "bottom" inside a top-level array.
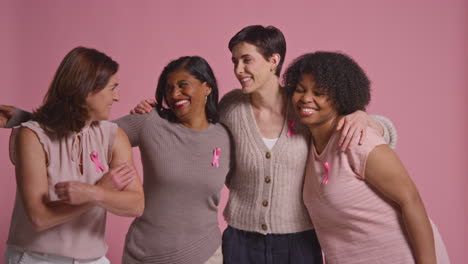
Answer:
[
  {"left": 90, "top": 151, "right": 105, "bottom": 173},
  {"left": 212, "top": 147, "right": 221, "bottom": 168},
  {"left": 287, "top": 118, "right": 295, "bottom": 137},
  {"left": 322, "top": 162, "right": 330, "bottom": 184}
]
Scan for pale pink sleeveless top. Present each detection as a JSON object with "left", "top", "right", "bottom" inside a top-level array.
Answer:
[
  {"left": 303, "top": 128, "right": 450, "bottom": 264},
  {"left": 7, "top": 120, "right": 117, "bottom": 260}
]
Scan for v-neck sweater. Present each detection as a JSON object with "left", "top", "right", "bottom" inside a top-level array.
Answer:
[{"left": 220, "top": 89, "right": 313, "bottom": 234}]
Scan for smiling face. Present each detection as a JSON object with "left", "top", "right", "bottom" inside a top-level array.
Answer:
[
  {"left": 85, "top": 74, "right": 119, "bottom": 122},
  {"left": 164, "top": 70, "right": 212, "bottom": 124},
  {"left": 231, "top": 42, "right": 279, "bottom": 94},
  {"left": 292, "top": 73, "right": 338, "bottom": 128}
]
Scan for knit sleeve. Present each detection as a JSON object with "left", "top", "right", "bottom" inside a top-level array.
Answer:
[
  {"left": 5, "top": 108, "right": 33, "bottom": 128},
  {"left": 9, "top": 127, "right": 19, "bottom": 164},
  {"left": 224, "top": 125, "right": 236, "bottom": 187},
  {"left": 370, "top": 114, "right": 398, "bottom": 149},
  {"left": 112, "top": 111, "right": 152, "bottom": 147},
  {"left": 219, "top": 89, "right": 243, "bottom": 125},
  {"left": 347, "top": 127, "right": 386, "bottom": 180}
]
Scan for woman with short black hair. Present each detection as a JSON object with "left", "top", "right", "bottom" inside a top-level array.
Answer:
[{"left": 219, "top": 25, "right": 397, "bottom": 264}]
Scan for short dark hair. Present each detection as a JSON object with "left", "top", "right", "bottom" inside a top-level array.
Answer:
[
  {"left": 228, "top": 25, "right": 286, "bottom": 77},
  {"left": 33, "top": 47, "right": 119, "bottom": 137},
  {"left": 283, "top": 52, "right": 370, "bottom": 115},
  {"left": 155, "top": 56, "right": 219, "bottom": 123}
]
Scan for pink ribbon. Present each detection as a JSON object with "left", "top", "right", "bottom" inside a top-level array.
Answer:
[
  {"left": 287, "top": 118, "right": 295, "bottom": 137},
  {"left": 322, "top": 162, "right": 330, "bottom": 184},
  {"left": 90, "top": 151, "right": 105, "bottom": 173},
  {"left": 212, "top": 147, "right": 221, "bottom": 168}
]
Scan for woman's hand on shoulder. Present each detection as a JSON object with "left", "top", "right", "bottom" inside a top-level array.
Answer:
[
  {"left": 336, "top": 110, "right": 369, "bottom": 151},
  {"left": 0, "top": 104, "right": 15, "bottom": 127},
  {"left": 130, "top": 99, "right": 155, "bottom": 114}
]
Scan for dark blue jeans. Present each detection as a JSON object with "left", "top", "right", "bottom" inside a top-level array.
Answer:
[{"left": 222, "top": 226, "right": 323, "bottom": 264}]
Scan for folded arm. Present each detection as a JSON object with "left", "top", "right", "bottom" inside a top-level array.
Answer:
[
  {"left": 14, "top": 127, "right": 93, "bottom": 232},
  {"left": 83, "top": 128, "right": 144, "bottom": 216},
  {"left": 15, "top": 127, "right": 144, "bottom": 232}
]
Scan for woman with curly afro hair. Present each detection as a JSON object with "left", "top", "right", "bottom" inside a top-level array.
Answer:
[{"left": 284, "top": 51, "right": 450, "bottom": 264}]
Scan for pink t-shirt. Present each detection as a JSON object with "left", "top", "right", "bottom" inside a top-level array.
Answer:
[{"left": 303, "top": 128, "right": 450, "bottom": 264}]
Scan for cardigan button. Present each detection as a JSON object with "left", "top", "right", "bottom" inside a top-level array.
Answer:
[
  {"left": 261, "top": 224, "right": 268, "bottom": 231},
  {"left": 262, "top": 200, "right": 269, "bottom": 207},
  {"left": 265, "top": 152, "right": 271, "bottom": 159},
  {"left": 265, "top": 176, "right": 271, "bottom": 183}
]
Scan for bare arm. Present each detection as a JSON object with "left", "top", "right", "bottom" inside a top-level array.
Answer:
[
  {"left": 14, "top": 127, "right": 93, "bottom": 232},
  {"left": 55, "top": 128, "right": 144, "bottom": 217},
  {"left": 365, "top": 145, "right": 436, "bottom": 264},
  {"left": 88, "top": 128, "right": 144, "bottom": 216}
]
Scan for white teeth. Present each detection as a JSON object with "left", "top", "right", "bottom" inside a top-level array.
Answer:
[
  {"left": 175, "top": 100, "right": 189, "bottom": 106},
  {"left": 300, "top": 108, "right": 317, "bottom": 114},
  {"left": 240, "top": 77, "right": 251, "bottom": 83}
]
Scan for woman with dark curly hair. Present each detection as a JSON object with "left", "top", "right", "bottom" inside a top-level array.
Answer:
[{"left": 285, "top": 51, "right": 450, "bottom": 264}]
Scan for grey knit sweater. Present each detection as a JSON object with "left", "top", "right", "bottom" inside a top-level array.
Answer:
[
  {"left": 117, "top": 111, "right": 231, "bottom": 264},
  {"left": 219, "top": 89, "right": 397, "bottom": 235}
]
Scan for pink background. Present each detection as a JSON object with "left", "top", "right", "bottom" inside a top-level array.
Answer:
[{"left": 1, "top": 0, "right": 467, "bottom": 262}]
